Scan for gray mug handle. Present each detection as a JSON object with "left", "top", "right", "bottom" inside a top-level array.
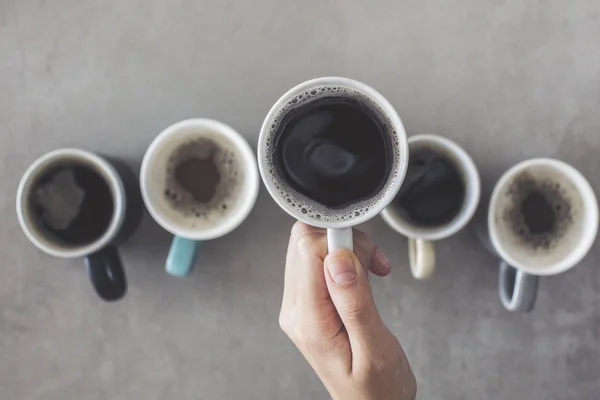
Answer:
[{"left": 499, "top": 261, "right": 539, "bottom": 312}]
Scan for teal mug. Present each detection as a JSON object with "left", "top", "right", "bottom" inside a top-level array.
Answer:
[{"left": 140, "top": 119, "right": 259, "bottom": 276}]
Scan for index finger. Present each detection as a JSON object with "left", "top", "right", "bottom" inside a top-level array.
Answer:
[{"left": 283, "top": 222, "right": 329, "bottom": 311}]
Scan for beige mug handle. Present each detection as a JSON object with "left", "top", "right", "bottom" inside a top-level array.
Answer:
[{"left": 408, "top": 238, "right": 435, "bottom": 279}]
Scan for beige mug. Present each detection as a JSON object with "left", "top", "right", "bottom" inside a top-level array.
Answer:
[{"left": 381, "top": 134, "right": 480, "bottom": 279}]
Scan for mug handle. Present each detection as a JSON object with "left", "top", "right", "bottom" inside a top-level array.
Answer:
[
  {"left": 85, "top": 246, "right": 127, "bottom": 301},
  {"left": 166, "top": 236, "right": 200, "bottom": 277},
  {"left": 327, "top": 228, "right": 353, "bottom": 252},
  {"left": 499, "top": 261, "right": 538, "bottom": 312},
  {"left": 408, "top": 238, "right": 435, "bottom": 279}
]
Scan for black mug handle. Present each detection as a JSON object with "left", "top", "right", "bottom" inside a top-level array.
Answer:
[{"left": 85, "top": 246, "right": 127, "bottom": 301}]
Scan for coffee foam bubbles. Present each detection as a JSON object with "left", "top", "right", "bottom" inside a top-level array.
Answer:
[
  {"left": 163, "top": 137, "right": 244, "bottom": 231},
  {"left": 493, "top": 167, "right": 587, "bottom": 268},
  {"left": 265, "top": 85, "right": 402, "bottom": 223}
]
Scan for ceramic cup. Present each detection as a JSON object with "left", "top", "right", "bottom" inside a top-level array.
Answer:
[
  {"left": 16, "top": 148, "right": 143, "bottom": 301},
  {"left": 381, "top": 134, "right": 481, "bottom": 279},
  {"left": 140, "top": 119, "right": 259, "bottom": 277},
  {"left": 486, "top": 158, "right": 598, "bottom": 312},
  {"left": 258, "top": 77, "right": 409, "bottom": 252}
]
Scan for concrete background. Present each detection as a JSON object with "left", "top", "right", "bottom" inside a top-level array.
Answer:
[{"left": 1, "top": 1, "right": 599, "bottom": 399}]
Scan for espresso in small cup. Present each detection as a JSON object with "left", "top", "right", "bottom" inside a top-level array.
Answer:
[
  {"left": 17, "top": 149, "right": 142, "bottom": 301},
  {"left": 382, "top": 134, "right": 480, "bottom": 279},
  {"left": 141, "top": 119, "right": 259, "bottom": 277},
  {"left": 260, "top": 77, "right": 409, "bottom": 252}
]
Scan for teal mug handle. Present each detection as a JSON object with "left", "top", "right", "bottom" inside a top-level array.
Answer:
[{"left": 166, "top": 236, "right": 200, "bottom": 277}]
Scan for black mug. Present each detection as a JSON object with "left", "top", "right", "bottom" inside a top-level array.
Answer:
[{"left": 16, "top": 148, "right": 143, "bottom": 301}]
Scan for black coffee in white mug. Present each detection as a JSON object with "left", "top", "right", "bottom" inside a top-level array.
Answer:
[
  {"left": 391, "top": 148, "right": 466, "bottom": 226},
  {"left": 259, "top": 77, "right": 409, "bottom": 252},
  {"left": 272, "top": 96, "right": 394, "bottom": 209}
]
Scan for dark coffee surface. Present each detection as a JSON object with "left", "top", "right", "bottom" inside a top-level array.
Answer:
[
  {"left": 391, "top": 149, "right": 464, "bottom": 226},
  {"left": 272, "top": 96, "right": 392, "bottom": 209},
  {"left": 504, "top": 175, "right": 572, "bottom": 249},
  {"left": 521, "top": 191, "right": 555, "bottom": 234},
  {"left": 31, "top": 163, "right": 114, "bottom": 246},
  {"left": 174, "top": 156, "right": 221, "bottom": 203}
]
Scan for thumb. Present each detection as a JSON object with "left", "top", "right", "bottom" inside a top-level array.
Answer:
[{"left": 324, "top": 249, "right": 384, "bottom": 342}]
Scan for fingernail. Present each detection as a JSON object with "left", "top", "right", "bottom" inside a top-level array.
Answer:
[
  {"left": 326, "top": 254, "right": 357, "bottom": 285},
  {"left": 375, "top": 249, "right": 391, "bottom": 270}
]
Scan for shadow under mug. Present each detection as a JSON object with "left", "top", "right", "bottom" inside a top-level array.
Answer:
[
  {"left": 16, "top": 148, "right": 143, "bottom": 301},
  {"left": 381, "top": 134, "right": 481, "bottom": 279},
  {"left": 487, "top": 158, "right": 599, "bottom": 312},
  {"left": 140, "top": 119, "right": 259, "bottom": 277},
  {"left": 257, "top": 76, "right": 409, "bottom": 252}
]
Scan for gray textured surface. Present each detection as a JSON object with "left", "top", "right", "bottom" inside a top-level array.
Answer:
[{"left": 1, "top": 1, "right": 599, "bottom": 399}]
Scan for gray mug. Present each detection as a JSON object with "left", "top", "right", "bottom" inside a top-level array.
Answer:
[
  {"left": 485, "top": 158, "right": 598, "bottom": 312},
  {"left": 381, "top": 134, "right": 481, "bottom": 280}
]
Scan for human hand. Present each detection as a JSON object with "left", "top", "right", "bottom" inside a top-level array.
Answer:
[{"left": 279, "top": 222, "right": 417, "bottom": 400}]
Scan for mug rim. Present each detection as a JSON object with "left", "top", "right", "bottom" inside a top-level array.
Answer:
[
  {"left": 257, "top": 76, "right": 409, "bottom": 229},
  {"left": 381, "top": 133, "right": 481, "bottom": 241},
  {"left": 140, "top": 118, "right": 259, "bottom": 240},
  {"left": 488, "top": 158, "right": 599, "bottom": 276},
  {"left": 16, "top": 148, "right": 126, "bottom": 259}
]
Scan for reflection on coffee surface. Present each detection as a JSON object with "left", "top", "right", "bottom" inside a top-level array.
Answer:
[
  {"left": 164, "top": 138, "right": 241, "bottom": 224},
  {"left": 504, "top": 175, "right": 572, "bottom": 249},
  {"left": 272, "top": 96, "right": 393, "bottom": 209},
  {"left": 391, "top": 149, "right": 465, "bottom": 226},
  {"left": 30, "top": 163, "right": 114, "bottom": 246}
]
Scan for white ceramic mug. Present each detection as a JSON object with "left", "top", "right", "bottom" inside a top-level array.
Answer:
[
  {"left": 140, "top": 119, "right": 260, "bottom": 276},
  {"left": 381, "top": 134, "right": 481, "bottom": 279},
  {"left": 488, "top": 158, "right": 598, "bottom": 312},
  {"left": 258, "top": 77, "right": 409, "bottom": 252}
]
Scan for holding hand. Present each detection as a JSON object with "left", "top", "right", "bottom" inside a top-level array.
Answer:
[{"left": 279, "top": 222, "right": 417, "bottom": 400}]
